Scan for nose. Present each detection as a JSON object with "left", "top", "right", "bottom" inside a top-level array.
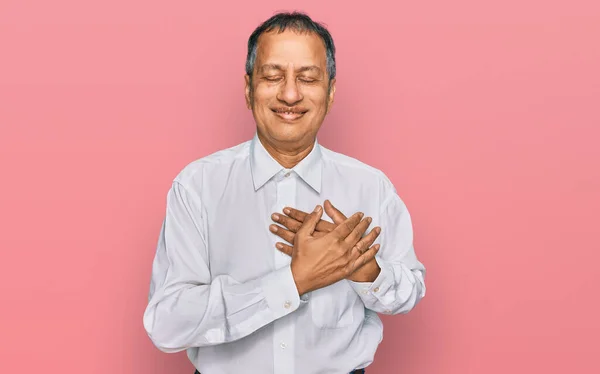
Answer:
[{"left": 276, "top": 77, "right": 303, "bottom": 106}]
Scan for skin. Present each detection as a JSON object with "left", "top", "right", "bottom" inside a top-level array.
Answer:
[
  {"left": 245, "top": 29, "right": 381, "bottom": 294},
  {"left": 244, "top": 29, "right": 334, "bottom": 168},
  {"left": 270, "top": 200, "right": 382, "bottom": 283}
]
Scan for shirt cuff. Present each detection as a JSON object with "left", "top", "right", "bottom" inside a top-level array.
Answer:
[
  {"left": 260, "top": 265, "right": 304, "bottom": 320},
  {"left": 349, "top": 257, "right": 394, "bottom": 302}
]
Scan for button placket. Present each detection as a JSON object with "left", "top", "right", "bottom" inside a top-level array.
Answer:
[{"left": 272, "top": 172, "right": 297, "bottom": 374}]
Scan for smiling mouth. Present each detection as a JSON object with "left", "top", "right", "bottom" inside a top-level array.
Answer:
[{"left": 272, "top": 108, "right": 307, "bottom": 121}]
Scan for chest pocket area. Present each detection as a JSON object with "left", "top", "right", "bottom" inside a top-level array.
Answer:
[{"left": 309, "top": 280, "right": 356, "bottom": 328}]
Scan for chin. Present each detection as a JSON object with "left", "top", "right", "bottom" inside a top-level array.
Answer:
[
  {"left": 264, "top": 123, "right": 306, "bottom": 140},
  {"left": 271, "top": 132, "right": 304, "bottom": 144}
]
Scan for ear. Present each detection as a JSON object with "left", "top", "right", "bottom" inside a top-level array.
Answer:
[
  {"left": 244, "top": 74, "right": 252, "bottom": 109},
  {"left": 326, "top": 78, "right": 336, "bottom": 114}
]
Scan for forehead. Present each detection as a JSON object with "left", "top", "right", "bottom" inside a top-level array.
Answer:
[{"left": 255, "top": 29, "right": 327, "bottom": 68}]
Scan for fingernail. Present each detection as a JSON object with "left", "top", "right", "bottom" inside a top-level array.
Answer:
[
  {"left": 283, "top": 208, "right": 291, "bottom": 215},
  {"left": 358, "top": 212, "right": 364, "bottom": 219},
  {"left": 276, "top": 243, "right": 283, "bottom": 249},
  {"left": 375, "top": 227, "right": 381, "bottom": 234},
  {"left": 314, "top": 205, "right": 322, "bottom": 212},
  {"left": 272, "top": 213, "right": 280, "bottom": 221},
  {"left": 270, "top": 225, "right": 278, "bottom": 232},
  {"left": 375, "top": 244, "right": 381, "bottom": 250},
  {"left": 367, "top": 217, "right": 372, "bottom": 224}
]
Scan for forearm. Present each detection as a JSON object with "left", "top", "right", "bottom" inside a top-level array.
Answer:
[
  {"left": 143, "top": 265, "right": 304, "bottom": 352},
  {"left": 347, "top": 186, "right": 427, "bottom": 314},
  {"left": 350, "top": 256, "right": 426, "bottom": 314}
]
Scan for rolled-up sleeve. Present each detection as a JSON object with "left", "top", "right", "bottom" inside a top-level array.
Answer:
[{"left": 143, "top": 181, "right": 305, "bottom": 353}]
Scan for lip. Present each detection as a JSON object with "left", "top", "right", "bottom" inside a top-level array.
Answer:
[{"left": 272, "top": 109, "right": 307, "bottom": 121}]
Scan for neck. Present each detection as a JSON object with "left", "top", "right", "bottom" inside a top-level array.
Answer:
[{"left": 257, "top": 132, "right": 315, "bottom": 169}]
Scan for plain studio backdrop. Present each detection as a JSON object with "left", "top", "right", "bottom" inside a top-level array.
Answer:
[{"left": 1, "top": 1, "right": 599, "bottom": 373}]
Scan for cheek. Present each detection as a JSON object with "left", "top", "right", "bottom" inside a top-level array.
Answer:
[
  {"left": 252, "top": 84, "right": 329, "bottom": 114},
  {"left": 306, "top": 91, "right": 329, "bottom": 113},
  {"left": 253, "top": 83, "right": 276, "bottom": 99}
]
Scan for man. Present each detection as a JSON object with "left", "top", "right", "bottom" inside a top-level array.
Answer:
[{"left": 143, "top": 11, "right": 426, "bottom": 374}]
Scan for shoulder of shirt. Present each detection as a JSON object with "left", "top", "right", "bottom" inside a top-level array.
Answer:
[
  {"left": 320, "top": 145, "right": 397, "bottom": 192},
  {"left": 171, "top": 139, "right": 251, "bottom": 188}
]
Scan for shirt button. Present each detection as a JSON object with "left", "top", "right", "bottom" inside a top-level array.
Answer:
[
  {"left": 361, "top": 290, "right": 368, "bottom": 295},
  {"left": 280, "top": 342, "right": 287, "bottom": 349},
  {"left": 284, "top": 172, "right": 291, "bottom": 177},
  {"left": 284, "top": 301, "right": 291, "bottom": 309},
  {"left": 373, "top": 287, "right": 380, "bottom": 292},
  {"left": 385, "top": 309, "right": 391, "bottom": 313}
]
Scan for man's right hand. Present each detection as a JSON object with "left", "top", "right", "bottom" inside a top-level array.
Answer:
[{"left": 290, "top": 205, "right": 379, "bottom": 296}]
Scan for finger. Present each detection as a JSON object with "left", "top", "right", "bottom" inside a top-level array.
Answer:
[
  {"left": 354, "top": 226, "right": 381, "bottom": 253},
  {"left": 275, "top": 242, "right": 293, "bottom": 256},
  {"left": 350, "top": 244, "right": 380, "bottom": 271},
  {"left": 272, "top": 213, "right": 302, "bottom": 233},
  {"left": 344, "top": 217, "right": 373, "bottom": 247},
  {"left": 324, "top": 199, "right": 347, "bottom": 225},
  {"left": 283, "top": 206, "right": 308, "bottom": 223},
  {"left": 297, "top": 205, "right": 323, "bottom": 237},
  {"left": 269, "top": 224, "right": 296, "bottom": 245},
  {"left": 331, "top": 211, "right": 363, "bottom": 240},
  {"left": 316, "top": 219, "right": 336, "bottom": 233},
  {"left": 283, "top": 207, "right": 335, "bottom": 233}
]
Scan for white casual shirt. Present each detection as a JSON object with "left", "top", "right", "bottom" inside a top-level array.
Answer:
[{"left": 143, "top": 132, "right": 426, "bottom": 374}]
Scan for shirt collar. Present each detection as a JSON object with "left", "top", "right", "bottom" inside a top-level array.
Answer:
[{"left": 249, "top": 132, "right": 323, "bottom": 193}]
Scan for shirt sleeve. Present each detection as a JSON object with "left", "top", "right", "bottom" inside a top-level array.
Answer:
[
  {"left": 143, "top": 181, "right": 306, "bottom": 353},
  {"left": 348, "top": 190, "right": 426, "bottom": 315}
]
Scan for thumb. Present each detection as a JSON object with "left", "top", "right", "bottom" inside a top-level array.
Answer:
[
  {"left": 324, "top": 200, "right": 347, "bottom": 225},
  {"left": 298, "top": 205, "right": 323, "bottom": 237}
]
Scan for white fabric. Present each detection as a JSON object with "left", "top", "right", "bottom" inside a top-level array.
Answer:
[{"left": 143, "top": 132, "right": 426, "bottom": 374}]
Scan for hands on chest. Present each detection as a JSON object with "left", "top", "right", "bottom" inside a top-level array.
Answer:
[{"left": 269, "top": 199, "right": 382, "bottom": 295}]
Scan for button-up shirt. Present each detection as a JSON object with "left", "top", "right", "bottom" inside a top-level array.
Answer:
[{"left": 143, "top": 133, "right": 426, "bottom": 374}]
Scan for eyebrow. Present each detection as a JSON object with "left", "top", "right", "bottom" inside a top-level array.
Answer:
[{"left": 259, "top": 64, "right": 322, "bottom": 74}]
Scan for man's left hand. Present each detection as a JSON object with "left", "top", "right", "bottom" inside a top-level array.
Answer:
[{"left": 269, "top": 200, "right": 381, "bottom": 283}]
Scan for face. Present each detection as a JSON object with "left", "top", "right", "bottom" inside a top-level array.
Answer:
[{"left": 245, "top": 30, "right": 336, "bottom": 149}]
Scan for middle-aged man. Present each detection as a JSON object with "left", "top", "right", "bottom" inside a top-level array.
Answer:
[{"left": 143, "top": 11, "right": 426, "bottom": 374}]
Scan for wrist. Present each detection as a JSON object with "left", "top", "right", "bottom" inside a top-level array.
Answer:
[
  {"left": 290, "top": 265, "right": 308, "bottom": 296},
  {"left": 348, "top": 261, "right": 381, "bottom": 282}
]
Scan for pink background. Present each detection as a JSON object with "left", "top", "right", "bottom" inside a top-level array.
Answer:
[{"left": 1, "top": 0, "right": 599, "bottom": 373}]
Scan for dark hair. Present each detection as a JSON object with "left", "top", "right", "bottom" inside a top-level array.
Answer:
[{"left": 245, "top": 11, "right": 336, "bottom": 81}]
